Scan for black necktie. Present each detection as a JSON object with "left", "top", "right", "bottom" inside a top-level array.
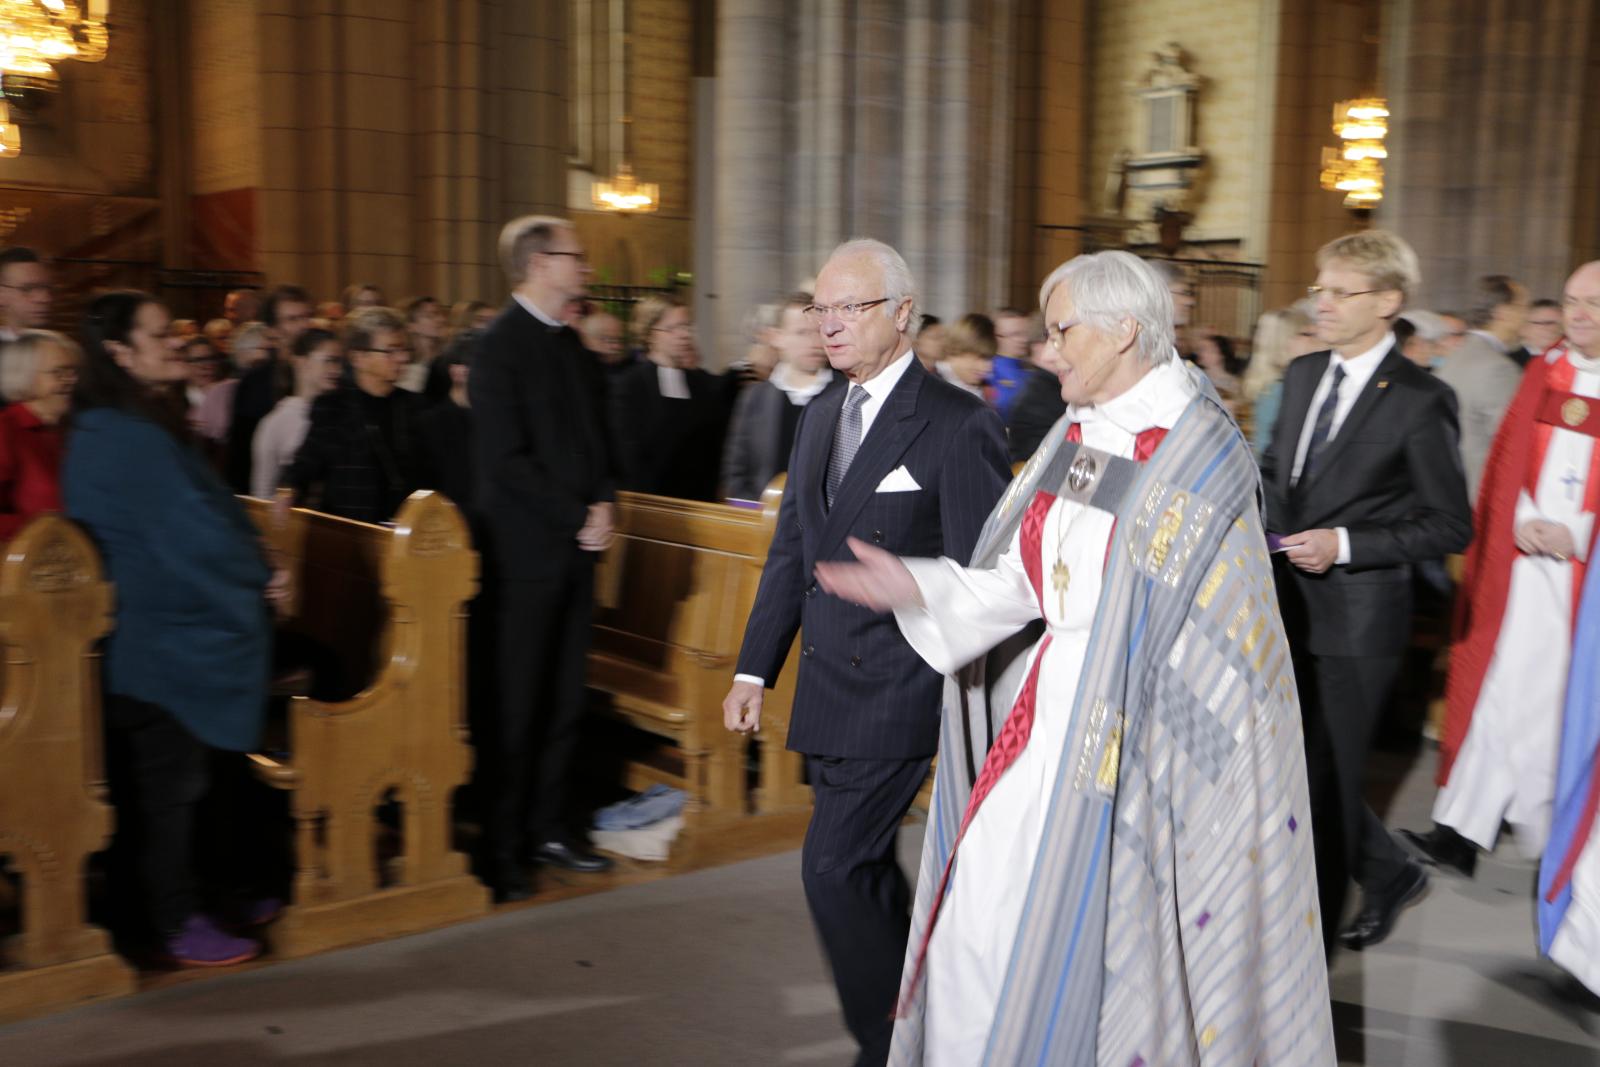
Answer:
[{"left": 1297, "top": 363, "right": 1345, "bottom": 487}]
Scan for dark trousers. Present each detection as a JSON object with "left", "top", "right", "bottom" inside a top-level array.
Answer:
[
  {"left": 802, "top": 754, "right": 931, "bottom": 1067},
  {"left": 1296, "top": 652, "right": 1411, "bottom": 949},
  {"left": 487, "top": 564, "right": 595, "bottom": 869},
  {"left": 104, "top": 695, "right": 211, "bottom": 939}
]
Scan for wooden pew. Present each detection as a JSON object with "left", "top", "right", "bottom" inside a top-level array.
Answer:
[
  {"left": 0, "top": 517, "right": 136, "bottom": 1022},
  {"left": 590, "top": 478, "right": 810, "bottom": 834},
  {"left": 241, "top": 490, "right": 490, "bottom": 958}
]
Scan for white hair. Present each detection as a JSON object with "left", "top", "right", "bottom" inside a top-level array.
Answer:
[
  {"left": 826, "top": 238, "right": 920, "bottom": 334},
  {"left": 1399, "top": 309, "right": 1450, "bottom": 342},
  {"left": 0, "top": 329, "right": 79, "bottom": 404},
  {"left": 1037, "top": 251, "right": 1176, "bottom": 366}
]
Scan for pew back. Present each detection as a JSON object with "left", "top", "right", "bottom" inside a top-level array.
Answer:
[
  {"left": 0, "top": 517, "right": 135, "bottom": 1020},
  {"left": 591, "top": 478, "right": 809, "bottom": 824},
  {"left": 241, "top": 491, "right": 489, "bottom": 956}
]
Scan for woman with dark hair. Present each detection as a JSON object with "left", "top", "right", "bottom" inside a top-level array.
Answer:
[{"left": 64, "top": 290, "right": 285, "bottom": 967}]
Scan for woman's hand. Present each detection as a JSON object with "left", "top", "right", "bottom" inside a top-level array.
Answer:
[
  {"left": 265, "top": 567, "right": 293, "bottom": 618},
  {"left": 813, "top": 537, "right": 924, "bottom": 613}
]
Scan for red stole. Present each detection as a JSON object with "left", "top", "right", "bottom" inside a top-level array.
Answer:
[{"left": 1440, "top": 346, "right": 1600, "bottom": 784}]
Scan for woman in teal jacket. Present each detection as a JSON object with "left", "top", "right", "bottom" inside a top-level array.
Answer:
[{"left": 64, "top": 291, "right": 284, "bottom": 967}]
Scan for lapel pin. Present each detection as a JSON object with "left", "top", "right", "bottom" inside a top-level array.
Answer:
[{"left": 1377, "top": 380, "right": 1390, "bottom": 389}]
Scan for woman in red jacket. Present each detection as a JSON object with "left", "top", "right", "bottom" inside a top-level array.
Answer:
[{"left": 0, "top": 329, "right": 80, "bottom": 539}]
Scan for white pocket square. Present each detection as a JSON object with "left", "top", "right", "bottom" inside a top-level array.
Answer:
[{"left": 875, "top": 466, "right": 922, "bottom": 493}]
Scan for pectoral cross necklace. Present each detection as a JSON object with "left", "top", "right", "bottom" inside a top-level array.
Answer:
[
  {"left": 1563, "top": 467, "right": 1584, "bottom": 503},
  {"left": 1051, "top": 505, "right": 1077, "bottom": 617}
]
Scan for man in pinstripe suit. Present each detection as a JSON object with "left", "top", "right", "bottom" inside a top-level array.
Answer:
[{"left": 724, "top": 239, "right": 1009, "bottom": 1066}]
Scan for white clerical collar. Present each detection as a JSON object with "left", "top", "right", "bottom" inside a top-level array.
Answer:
[
  {"left": 1566, "top": 345, "right": 1600, "bottom": 374},
  {"left": 1070, "top": 352, "right": 1196, "bottom": 434},
  {"left": 512, "top": 292, "right": 564, "bottom": 328},
  {"left": 769, "top": 362, "right": 833, "bottom": 401},
  {"left": 851, "top": 350, "right": 914, "bottom": 401},
  {"left": 1469, "top": 328, "right": 1507, "bottom": 353}
]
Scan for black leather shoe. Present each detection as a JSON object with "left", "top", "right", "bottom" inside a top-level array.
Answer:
[
  {"left": 493, "top": 865, "right": 534, "bottom": 904},
  {"left": 1398, "top": 824, "right": 1478, "bottom": 878},
  {"left": 1340, "top": 861, "right": 1429, "bottom": 951},
  {"left": 532, "top": 839, "right": 614, "bottom": 873}
]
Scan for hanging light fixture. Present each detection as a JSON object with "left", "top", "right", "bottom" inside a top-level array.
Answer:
[
  {"left": 590, "top": 13, "right": 657, "bottom": 214},
  {"left": 0, "top": 0, "right": 111, "bottom": 157},
  {"left": 1320, "top": 97, "right": 1388, "bottom": 208}
]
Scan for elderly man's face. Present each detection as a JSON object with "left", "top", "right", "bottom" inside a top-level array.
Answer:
[
  {"left": 0, "top": 260, "right": 52, "bottom": 329},
  {"left": 1312, "top": 260, "right": 1401, "bottom": 352},
  {"left": 1562, "top": 263, "right": 1600, "bottom": 359},
  {"left": 813, "top": 253, "right": 910, "bottom": 382}
]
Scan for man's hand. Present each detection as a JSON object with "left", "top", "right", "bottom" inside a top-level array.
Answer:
[
  {"left": 1516, "top": 518, "right": 1577, "bottom": 560},
  {"left": 723, "top": 679, "right": 764, "bottom": 733},
  {"left": 1282, "top": 528, "right": 1339, "bottom": 574},
  {"left": 813, "top": 537, "right": 924, "bottom": 612},
  {"left": 577, "top": 502, "right": 616, "bottom": 552},
  {"left": 265, "top": 567, "right": 294, "bottom": 619}
]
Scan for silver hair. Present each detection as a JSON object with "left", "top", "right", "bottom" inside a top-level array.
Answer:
[
  {"left": 1037, "top": 251, "right": 1176, "bottom": 366},
  {"left": 0, "top": 329, "right": 79, "bottom": 404},
  {"left": 826, "top": 238, "right": 921, "bottom": 335},
  {"left": 1399, "top": 309, "right": 1450, "bottom": 342},
  {"left": 231, "top": 321, "right": 273, "bottom": 357}
]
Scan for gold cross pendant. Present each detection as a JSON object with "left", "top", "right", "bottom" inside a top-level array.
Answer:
[{"left": 1051, "top": 559, "right": 1071, "bottom": 617}]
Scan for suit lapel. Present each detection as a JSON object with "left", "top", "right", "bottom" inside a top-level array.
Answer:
[
  {"left": 800, "top": 382, "right": 846, "bottom": 527},
  {"left": 1298, "top": 345, "right": 1404, "bottom": 497},
  {"left": 1279, "top": 352, "right": 1328, "bottom": 497},
  {"left": 816, "top": 362, "right": 931, "bottom": 561}
]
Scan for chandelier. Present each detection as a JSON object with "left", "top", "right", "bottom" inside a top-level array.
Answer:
[
  {"left": 1319, "top": 97, "right": 1388, "bottom": 209},
  {"left": 593, "top": 159, "right": 658, "bottom": 214},
  {"left": 0, "top": 0, "right": 111, "bottom": 158}
]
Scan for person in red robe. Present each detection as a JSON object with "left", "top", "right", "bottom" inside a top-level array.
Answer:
[{"left": 1405, "top": 261, "right": 1600, "bottom": 876}]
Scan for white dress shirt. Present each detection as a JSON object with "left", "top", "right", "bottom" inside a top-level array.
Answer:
[
  {"left": 735, "top": 349, "right": 917, "bottom": 690},
  {"left": 1289, "top": 332, "right": 1393, "bottom": 565}
]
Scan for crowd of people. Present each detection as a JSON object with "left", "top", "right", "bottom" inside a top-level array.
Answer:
[{"left": 2, "top": 215, "right": 1597, "bottom": 1060}]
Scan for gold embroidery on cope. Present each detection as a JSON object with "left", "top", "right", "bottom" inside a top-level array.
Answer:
[
  {"left": 1227, "top": 600, "right": 1251, "bottom": 640},
  {"left": 1096, "top": 711, "right": 1125, "bottom": 795},
  {"left": 1074, "top": 699, "right": 1112, "bottom": 792},
  {"left": 1197, "top": 561, "right": 1229, "bottom": 609},
  {"left": 1241, "top": 615, "right": 1266, "bottom": 656},
  {"left": 1147, "top": 492, "right": 1187, "bottom": 572}
]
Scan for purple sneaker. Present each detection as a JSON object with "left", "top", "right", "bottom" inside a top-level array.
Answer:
[{"left": 163, "top": 914, "right": 262, "bottom": 967}]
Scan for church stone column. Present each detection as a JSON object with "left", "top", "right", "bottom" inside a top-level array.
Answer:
[
  {"left": 709, "top": 0, "right": 787, "bottom": 367},
  {"left": 1381, "top": 0, "right": 1600, "bottom": 307}
]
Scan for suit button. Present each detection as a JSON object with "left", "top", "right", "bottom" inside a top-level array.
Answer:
[
  {"left": 871, "top": 531, "right": 884, "bottom": 544},
  {"left": 805, "top": 582, "right": 816, "bottom": 598},
  {"left": 850, "top": 655, "right": 862, "bottom": 668},
  {"left": 803, "top": 644, "right": 815, "bottom": 657}
]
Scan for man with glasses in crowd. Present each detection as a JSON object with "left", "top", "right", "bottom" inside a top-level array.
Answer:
[
  {"left": 0, "top": 247, "right": 53, "bottom": 342},
  {"left": 724, "top": 238, "right": 1008, "bottom": 1066},
  {"left": 1261, "top": 230, "right": 1472, "bottom": 954},
  {"left": 1522, "top": 297, "right": 1566, "bottom": 364},
  {"left": 472, "top": 216, "right": 619, "bottom": 902}
]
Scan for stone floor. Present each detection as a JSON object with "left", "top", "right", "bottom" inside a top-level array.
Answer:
[{"left": 0, "top": 747, "right": 1596, "bottom": 1066}]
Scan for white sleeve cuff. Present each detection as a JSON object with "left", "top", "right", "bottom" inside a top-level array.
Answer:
[
  {"left": 734, "top": 673, "right": 765, "bottom": 688},
  {"left": 1570, "top": 513, "right": 1594, "bottom": 562},
  {"left": 1335, "top": 527, "right": 1351, "bottom": 566},
  {"left": 1514, "top": 490, "right": 1543, "bottom": 529}
]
